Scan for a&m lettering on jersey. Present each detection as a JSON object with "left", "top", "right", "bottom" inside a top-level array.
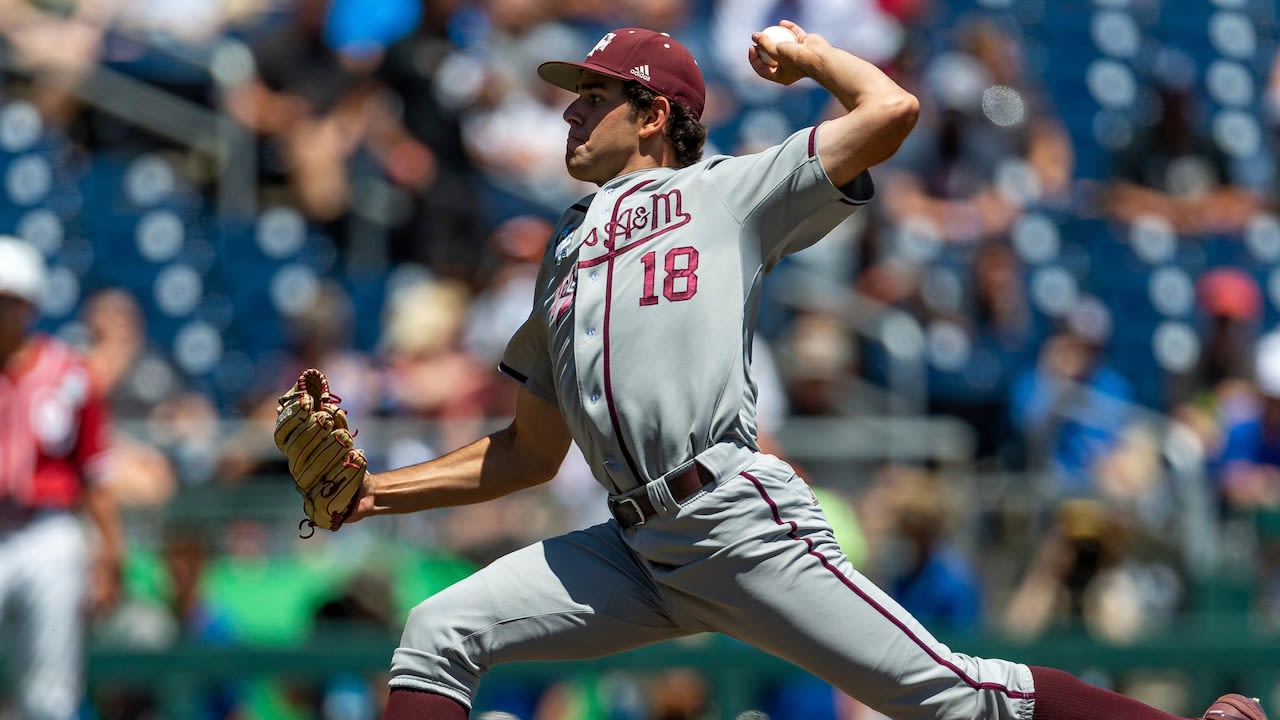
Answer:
[{"left": 581, "top": 188, "right": 690, "bottom": 255}]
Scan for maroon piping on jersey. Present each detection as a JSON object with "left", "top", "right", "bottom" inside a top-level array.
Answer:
[
  {"left": 740, "top": 471, "right": 1036, "bottom": 702},
  {"left": 599, "top": 179, "right": 657, "bottom": 487}
]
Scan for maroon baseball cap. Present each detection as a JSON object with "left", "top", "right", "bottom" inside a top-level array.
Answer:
[{"left": 538, "top": 28, "right": 706, "bottom": 119}]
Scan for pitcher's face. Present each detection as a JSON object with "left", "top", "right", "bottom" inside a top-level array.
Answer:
[{"left": 562, "top": 73, "right": 643, "bottom": 185}]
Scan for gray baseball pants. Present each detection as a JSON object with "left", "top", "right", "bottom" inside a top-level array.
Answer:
[{"left": 388, "top": 454, "right": 1036, "bottom": 720}]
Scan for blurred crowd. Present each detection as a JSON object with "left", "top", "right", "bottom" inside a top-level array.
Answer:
[{"left": 2, "top": 0, "right": 1280, "bottom": 717}]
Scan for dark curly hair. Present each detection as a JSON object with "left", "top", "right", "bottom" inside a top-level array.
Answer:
[{"left": 623, "top": 82, "right": 707, "bottom": 168}]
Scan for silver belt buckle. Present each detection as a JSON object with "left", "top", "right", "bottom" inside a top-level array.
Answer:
[{"left": 615, "top": 496, "right": 646, "bottom": 527}]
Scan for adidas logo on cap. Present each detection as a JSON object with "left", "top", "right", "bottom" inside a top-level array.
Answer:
[{"left": 630, "top": 65, "right": 651, "bottom": 81}]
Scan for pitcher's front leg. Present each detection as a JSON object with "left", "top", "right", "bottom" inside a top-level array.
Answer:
[{"left": 389, "top": 521, "right": 689, "bottom": 710}]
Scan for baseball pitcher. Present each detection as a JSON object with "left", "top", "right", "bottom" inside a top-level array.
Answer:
[{"left": 274, "top": 21, "right": 1265, "bottom": 720}]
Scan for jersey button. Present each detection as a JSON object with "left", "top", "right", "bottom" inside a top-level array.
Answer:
[
  {"left": 585, "top": 327, "right": 596, "bottom": 338},
  {"left": 589, "top": 272, "right": 600, "bottom": 283},
  {"left": 589, "top": 391, "right": 601, "bottom": 403}
]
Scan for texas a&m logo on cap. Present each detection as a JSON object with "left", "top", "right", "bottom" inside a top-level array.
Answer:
[
  {"left": 590, "top": 32, "right": 616, "bottom": 56},
  {"left": 537, "top": 28, "right": 707, "bottom": 119}
]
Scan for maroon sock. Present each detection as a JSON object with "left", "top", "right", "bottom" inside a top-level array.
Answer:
[
  {"left": 382, "top": 689, "right": 469, "bottom": 720},
  {"left": 1030, "top": 666, "right": 1188, "bottom": 720}
]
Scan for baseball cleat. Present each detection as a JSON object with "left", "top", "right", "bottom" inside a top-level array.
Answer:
[{"left": 1202, "top": 694, "right": 1267, "bottom": 720}]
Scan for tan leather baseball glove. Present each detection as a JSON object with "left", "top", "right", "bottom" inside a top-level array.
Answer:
[{"left": 274, "top": 368, "right": 367, "bottom": 537}]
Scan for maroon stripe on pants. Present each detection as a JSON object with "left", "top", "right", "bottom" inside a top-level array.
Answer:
[{"left": 741, "top": 471, "right": 1034, "bottom": 701}]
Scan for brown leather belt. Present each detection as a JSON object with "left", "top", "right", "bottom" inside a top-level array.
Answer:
[{"left": 608, "top": 461, "right": 716, "bottom": 529}]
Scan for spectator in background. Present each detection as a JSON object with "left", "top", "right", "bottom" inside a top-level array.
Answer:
[
  {"left": 226, "top": 0, "right": 431, "bottom": 249},
  {"left": 1102, "top": 48, "right": 1260, "bottom": 236},
  {"left": 1003, "top": 498, "right": 1128, "bottom": 639},
  {"left": 1185, "top": 268, "right": 1263, "bottom": 402},
  {"left": 927, "top": 241, "right": 1042, "bottom": 462},
  {"left": 462, "top": 214, "right": 553, "bottom": 417},
  {"left": 0, "top": 0, "right": 102, "bottom": 133},
  {"left": 226, "top": 0, "right": 368, "bottom": 216},
  {"left": 79, "top": 290, "right": 223, "bottom": 489},
  {"left": 80, "top": 289, "right": 181, "bottom": 420},
  {"left": 305, "top": 570, "right": 398, "bottom": 720},
  {"left": 968, "top": 238, "right": 1040, "bottom": 387},
  {"left": 278, "top": 278, "right": 381, "bottom": 418},
  {"left": 80, "top": 0, "right": 269, "bottom": 48},
  {"left": 960, "top": 17, "right": 1074, "bottom": 201},
  {"left": 379, "top": 275, "right": 554, "bottom": 568},
  {"left": 878, "top": 17, "right": 1074, "bottom": 244},
  {"left": 78, "top": 288, "right": 179, "bottom": 507},
  {"left": 1171, "top": 268, "right": 1264, "bottom": 459},
  {"left": 459, "top": 0, "right": 593, "bottom": 213},
  {"left": 776, "top": 310, "right": 856, "bottom": 417},
  {"left": 218, "top": 279, "right": 378, "bottom": 483},
  {"left": 143, "top": 390, "right": 224, "bottom": 488},
  {"left": 1003, "top": 497, "right": 1183, "bottom": 645},
  {"left": 1213, "top": 331, "right": 1280, "bottom": 514},
  {"left": 375, "top": 0, "right": 492, "bottom": 279},
  {"left": 880, "top": 465, "right": 983, "bottom": 633},
  {"left": 378, "top": 276, "right": 494, "bottom": 466},
  {"left": 0, "top": 237, "right": 125, "bottom": 718},
  {"left": 481, "top": 0, "right": 585, "bottom": 91},
  {"left": 94, "top": 527, "right": 241, "bottom": 720},
  {"left": 1010, "top": 296, "right": 1135, "bottom": 499}
]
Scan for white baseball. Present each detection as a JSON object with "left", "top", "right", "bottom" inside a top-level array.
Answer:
[{"left": 756, "top": 24, "right": 797, "bottom": 64}]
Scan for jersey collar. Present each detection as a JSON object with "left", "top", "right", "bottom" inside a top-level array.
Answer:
[{"left": 601, "top": 165, "right": 675, "bottom": 192}]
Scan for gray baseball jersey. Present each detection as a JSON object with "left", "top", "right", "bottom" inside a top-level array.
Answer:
[
  {"left": 389, "top": 127, "right": 1039, "bottom": 719},
  {"left": 500, "top": 126, "right": 870, "bottom": 493}
]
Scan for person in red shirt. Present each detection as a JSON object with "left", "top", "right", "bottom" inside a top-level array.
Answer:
[{"left": 0, "top": 235, "right": 124, "bottom": 719}]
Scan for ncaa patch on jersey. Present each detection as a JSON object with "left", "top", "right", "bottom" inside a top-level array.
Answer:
[{"left": 554, "top": 227, "right": 575, "bottom": 265}]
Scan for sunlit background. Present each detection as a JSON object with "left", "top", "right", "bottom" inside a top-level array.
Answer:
[{"left": 2, "top": 0, "right": 1280, "bottom": 718}]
